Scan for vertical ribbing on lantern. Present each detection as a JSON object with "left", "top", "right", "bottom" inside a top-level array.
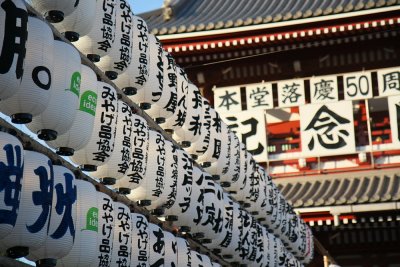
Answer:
[
  {"left": 131, "top": 213, "right": 150, "bottom": 267},
  {"left": 0, "top": 0, "right": 27, "bottom": 101},
  {"left": 53, "top": 0, "right": 96, "bottom": 37},
  {"left": 96, "top": 0, "right": 134, "bottom": 76},
  {"left": 0, "top": 16, "right": 54, "bottom": 122},
  {"left": 113, "top": 16, "right": 150, "bottom": 93},
  {"left": 128, "top": 130, "right": 166, "bottom": 208},
  {"left": 28, "top": 165, "right": 77, "bottom": 264},
  {"left": 0, "top": 132, "right": 24, "bottom": 239},
  {"left": 91, "top": 101, "right": 133, "bottom": 182},
  {"left": 74, "top": 0, "right": 117, "bottom": 59},
  {"left": 27, "top": 40, "right": 81, "bottom": 139},
  {"left": 70, "top": 82, "right": 118, "bottom": 170},
  {"left": 0, "top": 151, "right": 53, "bottom": 256},
  {"left": 47, "top": 64, "right": 98, "bottom": 154},
  {"left": 56, "top": 180, "right": 98, "bottom": 267}
]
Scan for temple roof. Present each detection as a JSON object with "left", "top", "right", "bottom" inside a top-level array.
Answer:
[
  {"left": 275, "top": 169, "right": 400, "bottom": 209},
  {"left": 141, "top": 0, "right": 400, "bottom": 36}
]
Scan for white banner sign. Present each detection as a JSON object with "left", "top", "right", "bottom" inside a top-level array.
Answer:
[
  {"left": 300, "top": 101, "right": 356, "bottom": 157},
  {"left": 221, "top": 110, "right": 267, "bottom": 162},
  {"left": 245, "top": 84, "right": 274, "bottom": 110},
  {"left": 277, "top": 79, "right": 305, "bottom": 108},
  {"left": 343, "top": 71, "right": 373, "bottom": 100},
  {"left": 213, "top": 86, "right": 242, "bottom": 113},
  {"left": 388, "top": 95, "right": 400, "bottom": 148},
  {"left": 377, "top": 67, "right": 400, "bottom": 97},
  {"left": 309, "top": 75, "right": 339, "bottom": 104}
]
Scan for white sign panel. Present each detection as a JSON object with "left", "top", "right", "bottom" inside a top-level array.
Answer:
[
  {"left": 388, "top": 95, "right": 400, "bottom": 148},
  {"left": 343, "top": 71, "right": 373, "bottom": 100},
  {"left": 213, "top": 86, "right": 242, "bottom": 113},
  {"left": 300, "top": 101, "right": 356, "bottom": 157},
  {"left": 221, "top": 110, "right": 267, "bottom": 162},
  {"left": 245, "top": 83, "right": 274, "bottom": 110},
  {"left": 277, "top": 79, "right": 305, "bottom": 107},
  {"left": 377, "top": 67, "right": 400, "bottom": 97},
  {"left": 309, "top": 75, "right": 339, "bottom": 104}
]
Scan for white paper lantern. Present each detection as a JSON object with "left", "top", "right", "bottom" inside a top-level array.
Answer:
[
  {"left": 245, "top": 165, "right": 267, "bottom": 215},
  {"left": 96, "top": 0, "right": 134, "bottom": 79},
  {"left": 74, "top": 0, "right": 117, "bottom": 62},
  {"left": 0, "top": 0, "right": 28, "bottom": 101},
  {"left": 0, "top": 132, "right": 24, "bottom": 239},
  {"left": 56, "top": 179, "right": 98, "bottom": 267},
  {"left": 28, "top": 165, "right": 77, "bottom": 266},
  {"left": 31, "top": 0, "right": 77, "bottom": 23},
  {"left": 27, "top": 40, "right": 81, "bottom": 141},
  {"left": 191, "top": 250, "right": 213, "bottom": 267},
  {"left": 173, "top": 83, "right": 204, "bottom": 145},
  {"left": 131, "top": 213, "right": 149, "bottom": 267},
  {"left": 163, "top": 230, "right": 178, "bottom": 267},
  {"left": 212, "top": 262, "right": 222, "bottom": 267},
  {"left": 113, "top": 15, "right": 150, "bottom": 96},
  {"left": 148, "top": 223, "right": 165, "bottom": 266},
  {"left": 52, "top": 0, "right": 96, "bottom": 42},
  {"left": 163, "top": 149, "right": 193, "bottom": 225},
  {"left": 0, "top": 150, "right": 53, "bottom": 258},
  {"left": 231, "top": 151, "right": 257, "bottom": 207},
  {"left": 91, "top": 100, "right": 133, "bottom": 185},
  {"left": 221, "top": 203, "right": 243, "bottom": 262},
  {"left": 128, "top": 130, "right": 166, "bottom": 209},
  {"left": 228, "top": 142, "right": 248, "bottom": 194},
  {"left": 47, "top": 64, "right": 98, "bottom": 156},
  {"left": 0, "top": 16, "right": 54, "bottom": 124},
  {"left": 146, "top": 51, "right": 178, "bottom": 121},
  {"left": 160, "top": 67, "right": 189, "bottom": 133},
  {"left": 220, "top": 132, "right": 240, "bottom": 186},
  {"left": 131, "top": 34, "right": 163, "bottom": 110},
  {"left": 114, "top": 114, "right": 149, "bottom": 193},
  {"left": 110, "top": 201, "right": 132, "bottom": 267},
  {"left": 71, "top": 82, "right": 118, "bottom": 172},
  {"left": 176, "top": 237, "right": 192, "bottom": 267},
  {"left": 89, "top": 192, "right": 115, "bottom": 267}
]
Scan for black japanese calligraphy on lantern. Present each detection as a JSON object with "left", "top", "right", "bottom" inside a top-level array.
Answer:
[
  {"left": 0, "top": 0, "right": 28, "bottom": 80},
  {"left": 305, "top": 105, "right": 351, "bottom": 150},
  {"left": 127, "top": 117, "right": 148, "bottom": 185},
  {"left": 115, "top": 205, "right": 131, "bottom": 266},
  {"left": 98, "top": 196, "right": 114, "bottom": 267},
  {"left": 134, "top": 18, "right": 149, "bottom": 87},
  {"left": 98, "top": 0, "right": 116, "bottom": 53}
]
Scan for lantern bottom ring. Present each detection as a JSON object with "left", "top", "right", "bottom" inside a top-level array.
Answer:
[
  {"left": 11, "top": 113, "right": 32, "bottom": 124},
  {"left": 105, "top": 71, "right": 118, "bottom": 81},
  {"left": 179, "top": 226, "right": 191, "bottom": 234},
  {"left": 155, "top": 117, "right": 166, "bottom": 124},
  {"left": 192, "top": 232, "right": 205, "bottom": 239},
  {"left": 37, "top": 129, "right": 58, "bottom": 141},
  {"left": 223, "top": 255, "right": 234, "bottom": 260},
  {"left": 36, "top": 258, "right": 57, "bottom": 267},
  {"left": 122, "top": 87, "right": 137, "bottom": 96},
  {"left": 179, "top": 141, "right": 191, "bottom": 148},
  {"left": 150, "top": 208, "right": 165, "bottom": 216},
  {"left": 118, "top": 187, "right": 131, "bottom": 195},
  {"left": 220, "top": 181, "right": 231, "bottom": 188},
  {"left": 87, "top": 54, "right": 100, "bottom": 63},
  {"left": 164, "top": 129, "right": 174, "bottom": 135},
  {"left": 211, "top": 175, "right": 220, "bottom": 181},
  {"left": 80, "top": 164, "right": 97, "bottom": 172},
  {"left": 56, "top": 147, "right": 75, "bottom": 156},
  {"left": 6, "top": 246, "right": 29, "bottom": 259},
  {"left": 137, "top": 199, "right": 152, "bottom": 207},
  {"left": 201, "top": 162, "right": 211, "bottom": 168},
  {"left": 100, "top": 177, "right": 116, "bottom": 185},
  {"left": 201, "top": 238, "right": 212, "bottom": 244},
  {"left": 212, "top": 248, "right": 221, "bottom": 254},
  {"left": 164, "top": 215, "right": 178, "bottom": 222},
  {"left": 190, "top": 154, "right": 198, "bottom": 160},
  {"left": 140, "top": 103, "right": 152, "bottom": 110},
  {"left": 63, "top": 31, "right": 80, "bottom": 42},
  {"left": 45, "top": 10, "right": 64, "bottom": 23}
]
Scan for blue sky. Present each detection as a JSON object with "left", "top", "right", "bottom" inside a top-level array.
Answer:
[{"left": 129, "top": 0, "right": 164, "bottom": 14}]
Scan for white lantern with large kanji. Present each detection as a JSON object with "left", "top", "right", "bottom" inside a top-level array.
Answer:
[
  {"left": 163, "top": 230, "right": 178, "bottom": 267},
  {"left": 148, "top": 223, "right": 165, "bottom": 266},
  {"left": 114, "top": 114, "right": 149, "bottom": 194},
  {"left": 31, "top": 0, "right": 77, "bottom": 23},
  {"left": 47, "top": 64, "right": 98, "bottom": 156},
  {"left": 220, "top": 202, "right": 242, "bottom": 262},
  {"left": 0, "top": 132, "right": 24, "bottom": 239},
  {"left": 131, "top": 213, "right": 149, "bottom": 267},
  {"left": 0, "top": 0, "right": 28, "bottom": 101},
  {"left": 56, "top": 179, "right": 98, "bottom": 267},
  {"left": 96, "top": 0, "right": 133, "bottom": 80},
  {"left": 71, "top": 82, "right": 118, "bottom": 172},
  {"left": 219, "top": 132, "right": 240, "bottom": 187},
  {"left": 110, "top": 201, "right": 132, "bottom": 267},
  {"left": 74, "top": 0, "right": 117, "bottom": 62},
  {"left": 27, "top": 40, "right": 81, "bottom": 141},
  {"left": 0, "top": 150, "right": 53, "bottom": 259},
  {"left": 89, "top": 192, "right": 115, "bottom": 267},
  {"left": 128, "top": 130, "right": 166, "bottom": 210},
  {"left": 176, "top": 237, "right": 192, "bottom": 266},
  {"left": 113, "top": 15, "right": 150, "bottom": 96},
  {"left": 0, "top": 16, "right": 54, "bottom": 124},
  {"left": 28, "top": 165, "right": 77, "bottom": 267},
  {"left": 52, "top": 0, "right": 96, "bottom": 42},
  {"left": 91, "top": 101, "right": 133, "bottom": 185}
]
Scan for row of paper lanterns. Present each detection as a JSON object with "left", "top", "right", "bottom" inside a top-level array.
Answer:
[
  {"left": 0, "top": 131, "right": 224, "bottom": 267},
  {"left": 0, "top": 0, "right": 314, "bottom": 264}
]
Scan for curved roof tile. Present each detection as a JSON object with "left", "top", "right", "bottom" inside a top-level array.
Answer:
[{"left": 275, "top": 170, "right": 400, "bottom": 208}]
